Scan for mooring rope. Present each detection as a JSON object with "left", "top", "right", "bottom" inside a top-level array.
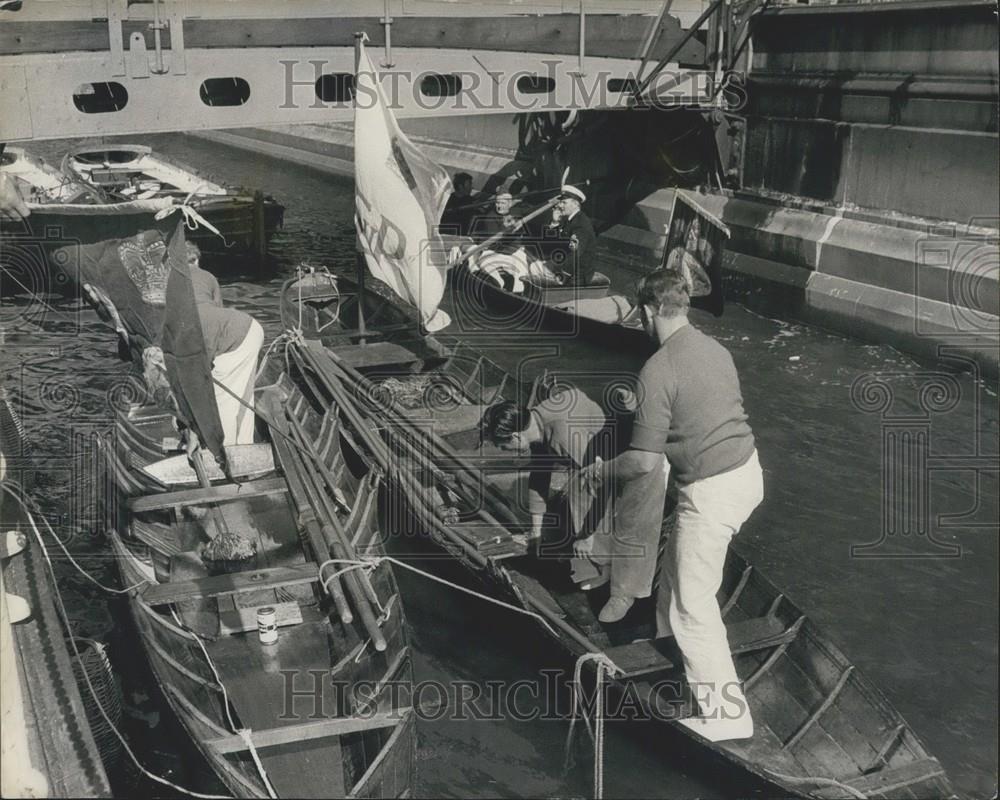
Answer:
[
  {"left": 761, "top": 769, "right": 869, "bottom": 800},
  {"left": 318, "top": 555, "right": 559, "bottom": 637},
  {"left": 155, "top": 193, "right": 234, "bottom": 249},
  {"left": 0, "top": 483, "right": 230, "bottom": 799},
  {"left": 170, "top": 608, "right": 279, "bottom": 799},
  {"left": 564, "top": 652, "right": 623, "bottom": 800},
  {"left": 0, "top": 483, "right": 145, "bottom": 595}
]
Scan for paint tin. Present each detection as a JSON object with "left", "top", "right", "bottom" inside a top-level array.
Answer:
[{"left": 257, "top": 606, "right": 278, "bottom": 645}]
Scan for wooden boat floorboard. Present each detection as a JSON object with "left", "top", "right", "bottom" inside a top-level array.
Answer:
[{"left": 207, "top": 621, "right": 346, "bottom": 798}]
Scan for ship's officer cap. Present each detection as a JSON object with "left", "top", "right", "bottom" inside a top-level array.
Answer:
[{"left": 559, "top": 184, "right": 586, "bottom": 203}]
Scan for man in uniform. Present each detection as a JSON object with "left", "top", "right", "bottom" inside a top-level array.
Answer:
[
  {"left": 529, "top": 185, "right": 597, "bottom": 286},
  {"left": 582, "top": 267, "right": 763, "bottom": 742}
]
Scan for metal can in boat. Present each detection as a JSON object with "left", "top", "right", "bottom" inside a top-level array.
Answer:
[{"left": 257, "top": 606, "right": 278, "bottom": 645}]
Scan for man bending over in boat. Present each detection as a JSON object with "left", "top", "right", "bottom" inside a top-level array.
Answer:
[
  {"left": 479, "top": 386, "right": 621, "bottom": 587},
  {"left": 186, "top": 241, "right": 264, "bottom": 445},
  {"left": 581, "top": 267, "right": 763, "bottom": 742}
]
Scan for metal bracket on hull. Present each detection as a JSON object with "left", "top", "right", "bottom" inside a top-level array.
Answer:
[{"left": 100, "top": 0, "right": 187, "bottom": 79}]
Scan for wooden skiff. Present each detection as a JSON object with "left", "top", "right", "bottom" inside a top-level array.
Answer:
[
  {"left": 98, "top": 375, "right": 415, "bottom": 799},
  {"left": 279, "top": 271, "right": 956, "bottom": 799}
]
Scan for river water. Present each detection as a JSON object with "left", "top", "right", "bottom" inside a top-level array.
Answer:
[{"left": 1, "top": 134, "right": 996, "bottom": 798}]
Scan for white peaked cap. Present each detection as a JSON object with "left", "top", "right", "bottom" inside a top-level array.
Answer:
[{"left": 560, "top": 185, "right": 586, "bottom": 203}]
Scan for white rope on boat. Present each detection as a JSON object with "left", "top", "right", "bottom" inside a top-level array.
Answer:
[
  {"left": 155, "top": 198, "right": 234, "bottom": 249},
  {"left": 761, "top": 768, "right": 869, "bottom": 800},
  {"left": 318, "top": 556, "right": 560, "bottom": 637},
  {"left": 0, "top": 483, "right": 231, "bottom": 799},
  {"left": 171, "top": 607, "right": 279, "bottom": 799},
  {"left": 564, "top": 652, "right": 622, "bottom": 800}
]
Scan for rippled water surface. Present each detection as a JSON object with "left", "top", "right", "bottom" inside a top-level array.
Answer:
[{"left": 2, "top": 133, "right": 996, "bottom": 798}]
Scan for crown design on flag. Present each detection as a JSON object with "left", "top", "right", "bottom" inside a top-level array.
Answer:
[{"left": 118, "top": 233, "right": 168, "bottom": 306}]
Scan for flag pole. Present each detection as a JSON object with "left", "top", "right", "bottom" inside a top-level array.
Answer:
[{"left": 354, "top": 31, "right": 368, "bottom": 346}]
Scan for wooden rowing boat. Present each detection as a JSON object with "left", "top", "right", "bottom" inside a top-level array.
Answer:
[
  {"left": 63, "top": 144, "right": 285, "bottom": 258},
  {"left": 453, "top": 266, "right": 651, "bottom": 352},
  {"left": 277, "top": 276, "right": 956, "bottom": 798},
  {"left": 98, "top": 380, "right": 415, "bottom": 798}
]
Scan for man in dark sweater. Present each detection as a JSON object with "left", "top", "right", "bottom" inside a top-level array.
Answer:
[
  {"left": 582, "top": 267, "right": 763, "bottom": 743},
  {"left": 440, "top": 172, "right": 475, "bottom": 236}
]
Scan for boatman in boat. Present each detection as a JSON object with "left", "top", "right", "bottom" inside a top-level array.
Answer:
[
  {"left": 440, "top": 171, "right": 475, "bottom": 236},
  {"left": 528, "top": 184, "right": 597, "bottom": 287},
  {"left": 186, "top": 241, "right": 264, "bottom": 446},
  {"left": 581, "top": 267, "right": 763, "bottom": 743},
  {"left": 479, "top": 385, "right": 620, "bottom": 586}
]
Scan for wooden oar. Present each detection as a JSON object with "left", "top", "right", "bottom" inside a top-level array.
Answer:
[
  {"left": 294, "top": 341, "right": 618, "bottom": 657},
  {"left": 187, "top": 433, "right": 257, "bottom": 564},
  {"left": 258, "top": 390, "right": 353, "bottom": 625},
  {"left": 282, "top": 408, "right": 385, "bottom": 615},
  {"left": 316, "top": 342, "right": 523, "bottom": 529},
  {"left": 453, "top": 195, "right": 561, "bottom": 268},
  {"left": 282, "top": 419, "right": 387, "bottom": 652},
  {"left": 294, "top": 342, "right": 494, "bottom": 569}
]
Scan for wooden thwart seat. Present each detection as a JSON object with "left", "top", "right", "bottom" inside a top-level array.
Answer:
[
  {"left": 141, "top": 563, "right": 318, "bottom": 606},
  {"left": 205, "top": 708, "right": 407, "bottom": 755},
  {"left": 328, "top": 341, "right": 424, "bottom": 369},
  {"left": 606, "top": 615, "right": 797, "bottom": 678},
  {"left": 129, "top": 476, "right": 288, "bottom": 512}
]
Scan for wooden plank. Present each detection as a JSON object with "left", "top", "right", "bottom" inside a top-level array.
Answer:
[
  {"left": 348, "top": 711, "right": 415, "bottom": 799},
  {"left": 844, "top": 757, "right": 946, "bottom": 794},
  {"left": 435, "top": 454, "right": 571, "bottom": 472},
  {"left": 401, "top": 404, "right": 488, "bottom": 437},
  {"left": 128, "top": 476, "right": 288, "bottom": 512},
  {"left": 548, "top": 584, "right": 613, "bottom": 649},
  {"left": 206, "top": 709, "right": 404, "bottom": 755},
  {"left": 783, "top": 666, "right": 855, "bottom": 750},
  {"left": 1, "top": 15, "right": 704, "bottom": 63},
  {"left": 205, "top": 620, "right": 347, "bottom": 798},
  {"left": 449, "top": 522, "right": 512, "bottom": 548},
  {"left": 218, "top": 600, "right": 326, "bottom": 635},
  {"left": 141, "top": 563, "right": 318, "bottom": 606},
  {"left": 607, "top": 616, "right": 792, "bottom": 678}
]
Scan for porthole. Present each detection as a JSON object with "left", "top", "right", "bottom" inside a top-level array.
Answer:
[
  {"left": 72, "top": 82, "right": 128, "bottom": 114},
  {"left": 607, "top": 77, "right": 639, "bottom": 94},
  {"left": 516, "top": 75, "right": 556, "bottom": 94},
  {"left": 199, "top": 77, "right": 251, "bottom": 107},
  {"left": 420, "top": 73, "right": 463, "bottom": 98},
  {"left": 315, "top": 73, "right": 356, "bottom": 103}
]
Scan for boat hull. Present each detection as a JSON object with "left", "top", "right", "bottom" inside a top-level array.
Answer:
[{"left": 101, "top": 392, "right": 415, "bottom": 799}]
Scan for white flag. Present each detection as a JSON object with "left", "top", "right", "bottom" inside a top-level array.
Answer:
[{"left": 354, "top": 39, "right": 454, "bottom": 331}]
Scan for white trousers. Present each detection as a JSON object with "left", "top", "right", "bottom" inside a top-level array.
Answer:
[
  {"left": 212, "top": 319, "right": 264, "bottom": 446},
  {"left": 656, "top": 450, "right": 763, "bottom": 718}
]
